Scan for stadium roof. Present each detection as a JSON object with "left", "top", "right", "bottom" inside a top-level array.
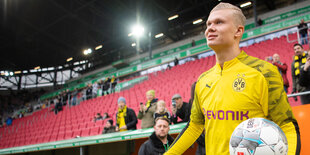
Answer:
[{"left": 0, "top": 0, "right": 287, "bottom": 71}]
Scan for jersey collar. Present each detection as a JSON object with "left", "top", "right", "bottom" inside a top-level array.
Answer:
[{"left": 214, "top": 50, "right": 247, "bottom": 74}]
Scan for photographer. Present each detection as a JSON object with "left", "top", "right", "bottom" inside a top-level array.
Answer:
[{"left": 170, "top": 94, "right": 191, "bottom": 124}]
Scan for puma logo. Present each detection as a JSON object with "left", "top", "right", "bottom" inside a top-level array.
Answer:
[{"left": 206, "top": 84, "right": 211, "bottom": 88}]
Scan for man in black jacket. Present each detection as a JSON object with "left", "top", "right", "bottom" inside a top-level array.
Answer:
[
  {"left": 138, "top": 117, "right": 174, "bottom": 155},
  {"left": 115, "top": 97, "right": 137, "bottom": 131},
  {"left": 299, "top": 53, "right": 310, "bottom": 104},
  {"left": 170, "top": 94, "right": 191, "bottom": 124}
]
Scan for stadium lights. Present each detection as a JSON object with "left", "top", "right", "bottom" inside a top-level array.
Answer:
[
  {"left": 48, "top": 67, "right": 54, "bottom": 71},
  {"left": 155, "top": 33, "right": 164, "bottom": 38},
  {"left": 14, "top": 71, "right": 21, "bottom": 74},
  {"left": 83, "top": 48, "right": 92, "bottom": 55},
  {"left": 131, "top": 43, "right": 136, "bottom": 47},
  {"left": 66, "top": 57, "right": 73, "bottom": 62},
  {"left": 168, "top": 15, "right": 179, "bottom": 21},
  {"left": 95, "top": 45, "right": 102, "bottom": 50},
  {"left": 42, "top": 68, "right": 48, "bottom": 71},
  {"left": 23, "top": 70, "right": 28, "bottom": 74},
  {"left": 193, "top": 19, "right": 203, "bottom": 25},
  {"left": 34, "top": 66, "right": 40, "bottom": 70},
  {"left": 240, "top": 1, "right": 252, "bottom": 8},
  {"left": 130, "top": 25, "right": 145, "bottom": 38}
]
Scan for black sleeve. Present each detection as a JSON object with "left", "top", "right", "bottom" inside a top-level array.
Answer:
[
  {"left": 291, "top": 62, "right": 297, "bottom": 92},
  {"left": 171, "top": 113, "right": 178, "bottom": 124},
  {"left": 115, "top": 113, "right": 119, "bottom": 127},
  {"left": 126, "top": 108, "right": 137, "bottom": 129},
  {"left": 299, "top": 67, "right": 310, "bottom": 87},
  {"left": 138, "top": 143, "right": 148, "bottom": 155},
  {"left": 182, "top": 103, "right": 191, "bottom": 122}
]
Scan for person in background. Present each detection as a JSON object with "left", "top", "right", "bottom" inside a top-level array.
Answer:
[
  {"left": 170, "top": 94, "right": 191, "bottom": 124},
  {"left": 138, "top": 117, "right": 174, "bottom": 155},
  {"left": 138, "top": 90, "right": 158, "bottom": 129},
  {"left": 174, "top": 57, "right": 179, "bottom": 66},
  {"left": 291, "top": 43, "right": 309, "bottom": 104},
  {"left": 299, "top": 51, "right": 310, "bottom": 104},
  {"left": 86, "top": 84, "right": 92, "bottom": 100},
  {"left": 5, "top": 116, "right": 13, "bottom": 126},
  {"left": 93, "top": 113, "right": 103, "bottom": 122},
  {"left": 110, "top": 76, "right": 117, "bottom": 93},
  {"left": 115, "top": 97, "right": 137, "bottom": 132},
  {"left": 297, "top": 19, "right": 308, "bottom": 45},
  {"left": 154, "top": 100, "right": 171, "bottom": 121},
  {"left": 71, "top": 88, "right": 78, "bottom": 106},
  {"left": 92, "top": 82, "right": 98, "bottom": 98},
  {"left": 270, "top": 54, "right": 289, "bottom": 93},
  {"left": 103, "top": 77, "right": 111, "bottom": 95},
  {"left": 102, "top": 119, "right": 116, "bottom": 134}
]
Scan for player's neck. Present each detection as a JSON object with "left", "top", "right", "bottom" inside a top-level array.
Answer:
[{"left": 215, "top": 45, "right": 241, "bottom": 69}]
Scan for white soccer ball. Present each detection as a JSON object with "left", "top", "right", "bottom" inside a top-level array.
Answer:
[{"left": 229, "top": 118, "right": 288, "bottom": 155}]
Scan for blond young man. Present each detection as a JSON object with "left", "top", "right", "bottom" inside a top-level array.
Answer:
[{"left": 165, "top": 3, "right": 300, "bottom": 155}]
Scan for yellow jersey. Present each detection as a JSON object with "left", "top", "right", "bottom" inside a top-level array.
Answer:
[{"left": 165, "top": 51, "right": 300, "bottom": 155}]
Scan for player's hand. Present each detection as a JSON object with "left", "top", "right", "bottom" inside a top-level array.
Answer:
[{"left": 115, "top": 126, "right": 119, "bottom": 132}]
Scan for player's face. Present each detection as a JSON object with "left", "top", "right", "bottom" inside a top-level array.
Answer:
[
  {"left": 154, "top": 120, "right": 169, "bottom": 139},
  {"left": 205, "top": 9, "right": 239, "bottom": 49}
]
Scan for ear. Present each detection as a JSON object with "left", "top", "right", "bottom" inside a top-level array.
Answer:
[{"left": 235, "top": 25, "right": 244, "bottom": 38}]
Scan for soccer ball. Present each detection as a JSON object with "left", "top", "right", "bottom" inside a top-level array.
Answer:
[{"left": 229, "top": 118, "right": 288, "bottom": 155}]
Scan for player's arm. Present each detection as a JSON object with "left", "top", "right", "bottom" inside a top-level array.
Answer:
[
  {"left": 262, "top": 65, "right": 301, "bottom": 155},
  {"left": 165, "top": 87, "right": 204, "bottom": 155}
]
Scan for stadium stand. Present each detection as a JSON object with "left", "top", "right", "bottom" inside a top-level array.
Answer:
[
  {"left": 0, "top": 1, "right": 310, "bottom": 154},
  {"left": 0, "top": 31, "right": 308, "bottom": 149}
]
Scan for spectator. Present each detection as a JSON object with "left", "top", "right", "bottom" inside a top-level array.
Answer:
[
  {"left": 110, "top": 76, "right": 118, "bottom": 93},
  {"left": 154, "top": 100, "right": 170, "bottom": 121},
  {"left": 174, "top": 57, "right": 179, "bottom": 66},
  {"left": 292, "top": 44, "right": 309, "bottom": 104},
  {"left": 103, "top": 77, "right": 111, "bottom": 95},
  {"left": 170, "top": 94, "right": 191, "bottom": 124},
  {"left": 86, "top": 84, "right": 92, "bottom": 100},
  {"left": 191, "top": 40, "right": 196, "bottom": 47},
  {"left": 92, "top": 82, "right": 98, "bottom": 98},
  {"left": 138, "top": 90, "right": 158, "bottom": 129},
  {"left": 102, "top": 120, "right": 116, "bottom": 134},
  {"left": 272, "top": 54, "right": 289, "bottom": 93},
  {"left": 299, "top": 52, "right": 310, "bottom": 104},
  {"left": 115, "top": 97, "right": 137, "bottom": 132},
  {"left": 138, "top": 117, "right": 174, "bottom": 155},
  {"left": 298, "top": 19, "right": 308, "bottom": 45},
  {"left": 54, "top": 98, "right": 63, "bottom": 114},
  {"left": 93, "top": 113, "right": 103, "bottom": 122},
  {"left": 93, "top": 112, "right": 109, "bottom": 122},
  {"left": 5, "top": 117, "right": 13, "bottom": 126},
  {"left": 71, "top": 88, "right": 78, "bottom": 106},
  {"left": 257, "top": 18, "right": 263, "bottom": 26}
]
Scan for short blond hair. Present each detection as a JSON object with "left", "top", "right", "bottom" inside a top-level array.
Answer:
[
  {"left": 210, "top": 2, "right": 246, "bottom": 26},
  {"left": 157, "top": 100, "right": 166, "bottom": 106}
]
